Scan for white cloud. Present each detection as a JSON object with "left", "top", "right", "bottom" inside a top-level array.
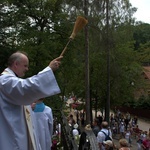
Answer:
[{"left": 130, "top": 0, "right": 150, "bottom": 23}]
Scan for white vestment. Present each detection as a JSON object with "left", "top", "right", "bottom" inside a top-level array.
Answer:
[
  {"left": 0, "top": 67, "right": 60, "bottom": 150},
  {"left": 24, "top": 105, "right": 42, "bottom": 150},
  {"left": 34, "top": 106, "right": 53, "bottom": 150}
]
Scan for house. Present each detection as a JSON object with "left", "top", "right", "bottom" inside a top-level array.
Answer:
[
  {"left": 134, "top": 66, "right": 150, "bottom": 99},
  {"left": 143, "top": 66, "right": 150, "bottom": 96}
]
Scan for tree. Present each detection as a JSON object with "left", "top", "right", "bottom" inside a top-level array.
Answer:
[
  {"left": 133, "top": 23, "right": 150, "bottom": 65},
  {"left": 0, "top": 0, "right": 145, "bottom": 120},
  {"left": 133, "top": 23, "right": 150, "bottom": 50},
  {"left": 87, "top": 0, "right": 141, "bottom": 118}
]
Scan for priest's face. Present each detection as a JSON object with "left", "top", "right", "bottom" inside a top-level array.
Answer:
[{"left": 15, "top": 55, "right": 29, "bottom": 77}]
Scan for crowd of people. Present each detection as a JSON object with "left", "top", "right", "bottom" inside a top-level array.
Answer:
[
  {"left": 67, "top": 107, "right": 150, "bottom": 150},
  {"left": 109, "top": 109, "right": 150, "bottom": 150},
  {"left": 67, "top": 114, "right": 81, "bottom": 145},
  {"left": 93, "top": 109, "right": 150, "bottom": 150}
]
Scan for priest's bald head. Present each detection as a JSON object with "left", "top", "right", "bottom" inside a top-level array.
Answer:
[{"left": 8, "top": 51, "right": 29, "bottom": 77}]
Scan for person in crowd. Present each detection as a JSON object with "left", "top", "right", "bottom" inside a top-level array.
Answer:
[
  {"left": 124, "top": 128, "right": 132, "bottom": 147},
  {"left": 137, "top": 130, "right": 146, "bottom": 150},
  {"left": 120, "top": 114, "right": 125, "bottom": 123},
  {"left": 76, "top": 110, "right": 79, "bottom": 124},
  {"left": 133, "top": 116, "right": 138, "bottom": 125},
  {"left": 97, "top": 114, "right": 103, "bottom": 126},
  {"left": 110, "top": 113, "right": 114, "bottom": 123},
  {"left": 92, "top": 118, "right": 100, "bottom": 137},
  {"left": 133, "top": 124, "right": 141, "bottom": 139},
  {"left": 72, "top": 123, "right": 80, "bottom": 145},
  {"left": 119, "top": 138, "right": 130, "bottom": 150},
  {"left": 85, "top": 124, "right": 92, "bottom": 131},
  {"left": 126, "top": 112, "right": 131, "bottom": 122},
  {"left": 0, "top": 51, "right": 63, "bottom": 150},
  {"left": 124, "top": 116, "right": 130, "bottom": 131},
  {"left": 119, "top": 122, "right": 125, "bottom": 139},
  {"left": 131, "top": 118, "right": 135, "bottom": 127},
  {"left": 97, "top": 121, "right": 112, "bottom": 150},
  {"left": 110, "top": 113, "right": 116, "bottom": 129},
  {"left": 51, "top": 118, "right": 60, "bottom": 150},
  {"left": 141, "top": 136, "right": 150, "bottom": 150},
  {"left": 112, "top": 122, "right": 118, "bottom": 138},
  {"left": 31, "top": 102, "right": 36, "bottom": 110},
  {"left": 68, "top": 114, "right": 76, "bottom": 129},
  {"left": 80, "top": 110, "right": 85, "bottom": 126},
  {"left": 72, "top": 123, "right": 79, "bottom": 136},
  {"left": 103, "top": 140, "right": 114, "bottom": 150},
  {"left": 148, "top": 128, "right": 150, "bottom": 138},
  {"left": 117, "top": 109, "right": 121, "bottom": 119},
  {"left": 33, "top": 99, "right": 54, "bottom": 150}
]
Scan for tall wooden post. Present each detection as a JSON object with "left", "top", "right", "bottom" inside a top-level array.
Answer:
[
  {"left": 84, "top": 0, "right": 91, "bottom": 125},
  {"left": 105, "top": 0, "right": 110, "bottom": 124}
]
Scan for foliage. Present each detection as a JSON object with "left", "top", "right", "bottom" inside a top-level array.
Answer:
[
  {"left": 137, "top": 41, "right": 150, "bottom": 66},
  {"left": 135, "top": 95, "right": 150, "bottom": 109},
  {"left": 0, "top": 0, "right": 150, "bottom": 114},
  {"left": 124, "top": 95, "right": 150, "bottom": 109},
  {"left": 88, "top": 0, "right": 142, "bottom": 109},
  {"left": 44, "top": 95, "right": 64, "bottom": 110},
  {"left": 133, "top": 23, "right": 150, "bottom": 50}
]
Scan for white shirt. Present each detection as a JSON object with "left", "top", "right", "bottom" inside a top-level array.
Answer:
[
  {"left": 119, "top": 124, "right": 125, "bottom": 132},
  {"left": 125, "top": 131, "right": 131, "bottom": 140},
  {"left": 34, "top": 106, "right": 53, "bottom": 150},
  {"left": 97, "top": 129, "right": 112, "bottom": 150},
  {"left": 72, "top": 129, "right": 79, "bottom": 137}
]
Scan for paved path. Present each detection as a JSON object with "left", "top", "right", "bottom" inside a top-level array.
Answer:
[{"left": 137, "top": 117, "right": 150, "bottom": 132}]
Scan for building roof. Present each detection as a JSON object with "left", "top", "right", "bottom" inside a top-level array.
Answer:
[{"left": 143, "top": 66, "right": 150, "bottom": 79}]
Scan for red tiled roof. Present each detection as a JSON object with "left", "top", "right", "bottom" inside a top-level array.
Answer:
[{"left": 143, "top": 66, "right": 150, "bottom": 79}]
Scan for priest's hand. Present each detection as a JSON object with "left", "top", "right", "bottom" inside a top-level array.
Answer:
[{"left": 49, "top": 56, "right": 63, "bottom": 71}]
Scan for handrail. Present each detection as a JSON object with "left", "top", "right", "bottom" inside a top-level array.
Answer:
[
  {"left": 53, "top": 109, "right": 99, "bottom": 150},
  {"left": 61, "top": 110, "right": 78, "bottom": 150},
  {"left": 78, "top": 129, "right": 99, "bottom": 150},
  {"left": 85, "top": 130, "right": 99, "bottom": 150}
]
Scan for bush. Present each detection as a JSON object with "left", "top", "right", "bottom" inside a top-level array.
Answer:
[{"left": 123, "top": 95, "right": 150, "bottom": 109}]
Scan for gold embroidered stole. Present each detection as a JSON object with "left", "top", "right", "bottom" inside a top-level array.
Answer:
[{"left": 24, "top": 106, "right": 36, "bottom": 150}]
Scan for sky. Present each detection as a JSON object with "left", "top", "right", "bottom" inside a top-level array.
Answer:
[{"left": 130, "top": 0, "right": 150, "bottom": 24}]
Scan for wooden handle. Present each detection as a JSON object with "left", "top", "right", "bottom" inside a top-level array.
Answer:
[{"left": 60, "top": 39, "right": 72, "bottom": 56}]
